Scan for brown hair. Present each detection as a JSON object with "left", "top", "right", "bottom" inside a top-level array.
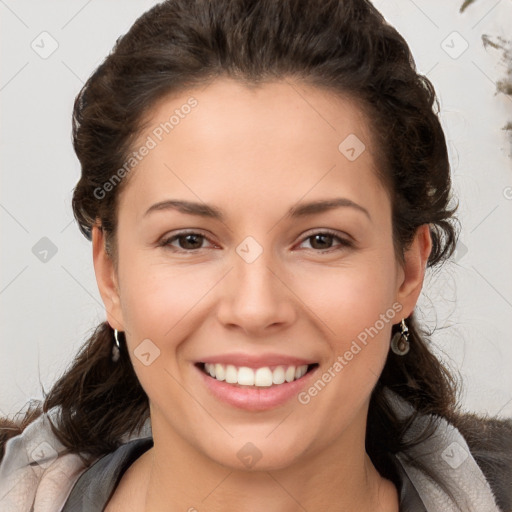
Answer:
[{"left": 1, "top": 0, "right": 485, "bottom": 501}]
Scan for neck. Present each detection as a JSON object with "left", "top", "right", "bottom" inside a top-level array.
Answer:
[{"left": 134, "top": 412, "right": 398, "bottom": 512}]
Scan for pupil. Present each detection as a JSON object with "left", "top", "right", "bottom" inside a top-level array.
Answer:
[
  {"left": 311, "top": 234, "right": 332, "bottom": 249},
  {"left": 181, "top": 234, "right": 202, "bottom": 249}
]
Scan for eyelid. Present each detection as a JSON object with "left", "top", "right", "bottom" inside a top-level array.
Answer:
[{"left": 297, "top": 227, "right": 354, "bottom": 244}]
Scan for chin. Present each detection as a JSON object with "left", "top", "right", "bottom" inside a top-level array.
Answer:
[{"left": 201, "top": 436, "right": 308, "bottom": 472}]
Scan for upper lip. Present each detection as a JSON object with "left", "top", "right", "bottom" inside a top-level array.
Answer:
[{"left": 197, "top": 353, "right": 317, "bottom": 368}]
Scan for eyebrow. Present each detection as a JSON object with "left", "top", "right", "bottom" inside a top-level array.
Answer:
[{"left": 143, "top": 198, "right": 371, "bottom": 221}]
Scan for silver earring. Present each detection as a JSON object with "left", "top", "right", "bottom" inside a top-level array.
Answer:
[
  {"left": 112, "top": 329, "right": 122, "bottom": 363},
  {"left": 391, "top": 319, "right": 410, "bottom": 356}
]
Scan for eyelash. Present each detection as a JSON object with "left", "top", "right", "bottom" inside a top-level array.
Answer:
[{"left": 158, "top": 229, "right": 354, "bottom": 254}]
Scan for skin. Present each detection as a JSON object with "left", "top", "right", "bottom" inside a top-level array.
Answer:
[{"left": 93, "top": 78, "right": 432, "bottom": 512}]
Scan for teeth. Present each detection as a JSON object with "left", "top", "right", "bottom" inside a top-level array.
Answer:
[
  {"left": 215, "top": 363, "right": 226, "bottom": 381},
  {"left": 203, "top": 363, "right": 309, "bottom": 387},
  {"left": 238, "top": 366, "right": 255, "bottom": 386},
  {"left": 225, "top": 364, "right": 238, "bottom": 384},
  {"left": 285, "top": 366, "right": 296, "bottom": 382}
]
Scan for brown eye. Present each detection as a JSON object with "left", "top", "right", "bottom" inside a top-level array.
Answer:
[
  {"left": 298, "top": 230, "right": 353, "bottom": 252},
  {"left": 175, "top": 234, "right": 205, "bottom": 250},
  {"left": 160, "top": 231, "right": 214, "bottom": 251},
  {"left": 309, "top": 233, "right": 335, "bottom": 250}
]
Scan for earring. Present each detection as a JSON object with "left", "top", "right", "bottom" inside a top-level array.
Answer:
[
  {"left": 391, "top": 319, "right": 410, "bottom": 356},
  {"left": 112, "top": 329, "right": 122, "bottom": 363}
]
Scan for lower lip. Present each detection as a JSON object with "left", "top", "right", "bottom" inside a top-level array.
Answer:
[{"left": 195, "top": 364, "right": 319, "bottom": 411}]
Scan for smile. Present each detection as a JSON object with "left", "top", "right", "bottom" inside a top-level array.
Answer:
[
  {"left": 194, "top": 361, "right": 320, "bottom": 411},
  {"left": 198, "top": 362, "right": 318, "bottom": 387}
]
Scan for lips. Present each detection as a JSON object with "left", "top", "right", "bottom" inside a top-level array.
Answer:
[
  {"left": 192, "top": 352, "right": 320, "bottom": 409},
  {"left": 195, "top": 360, "right": 320, "bottom": 411}
]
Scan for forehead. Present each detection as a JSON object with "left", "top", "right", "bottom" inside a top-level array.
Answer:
[
  {"left": 138, "top": 78, "right": 374, "bottom": 153},
  {"left": 118, "top": 78, "right": 388, "bottom": 222}
]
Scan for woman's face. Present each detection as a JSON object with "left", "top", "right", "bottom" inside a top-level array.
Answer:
[{"left": 94, "top": 78, "right": 430, "bottom": 470}]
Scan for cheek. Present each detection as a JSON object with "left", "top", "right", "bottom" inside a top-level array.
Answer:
[
  {"left": 288, "top": 258, "right": 400, "bottom": 445},
  {"left": 116, "top": 260, "right": 215, "bottom": 399},
  {"left": 117, "top": 243, "right": 220, "bottom": 351},
  {"left": 292, "top": 253, "right": 400, "bottom": 391},
  {"left": 296, "top": 256, "right": 398, "bottom": 336}
]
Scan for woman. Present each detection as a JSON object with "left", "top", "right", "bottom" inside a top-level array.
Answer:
[{"left": 1, "top": 0, "right": 511, "bottom": 511}]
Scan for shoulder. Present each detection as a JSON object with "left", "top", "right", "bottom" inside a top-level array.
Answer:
[
  {"left": 1, "top": 407, "right": 153, "bottom": 512},
  {"left": 384, "top": 388, "right": 510, "bottom": 511},
  {"left": 0, "top": 408, "right": 90, "bottom": 512},
  {"left": 455, "top": 412, "right": 512, "bottom": 512}
]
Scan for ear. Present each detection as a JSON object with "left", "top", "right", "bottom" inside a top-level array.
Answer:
[
  {"left": 395, "top": 224, "right": 432, "bottom": 317},
  {"left": 92, "top": 224, "right": 125, "bottom": 331}
]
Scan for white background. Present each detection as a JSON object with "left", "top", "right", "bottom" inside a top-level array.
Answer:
[{"left": 1, "top": 0, "right": 511, "bottom": 418}]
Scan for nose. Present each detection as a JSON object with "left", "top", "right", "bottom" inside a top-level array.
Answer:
[{"left": 216, "top": 246, "right": 296, "bottom": 336}]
